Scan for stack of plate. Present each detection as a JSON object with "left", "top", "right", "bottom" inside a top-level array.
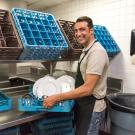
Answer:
[
  {"left": 33, "top": 75, "right": 75, "bottom": 99},
  {"left": 56, "top": 75, "right": 75, "bottom": 93}
]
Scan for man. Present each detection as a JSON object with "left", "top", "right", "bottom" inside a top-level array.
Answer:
[{"left": 43, "top": 16, "right": 109, "bottom": 135}]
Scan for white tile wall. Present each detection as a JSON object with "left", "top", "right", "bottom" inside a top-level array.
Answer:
[
  {"left": 0, "top": 0, "right": 27, "bottom": 10},
  {"left": 44, "top": 0, "right": 135, "bottom": 93}
]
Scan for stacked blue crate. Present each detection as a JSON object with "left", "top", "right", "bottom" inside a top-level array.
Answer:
[
  {"left": 30, "top": 112, "right": 75, "bottom": 135},
  {"left": 11, "top": 8, "right": 68, "bottom": 60},
  {"left": 0, "top": 91, "right": 12, "bottom": 111},
  {"left": 0, "top": 126, "right": 20, "bottom": 135},
  {"left": 18, "top": 93, "right": 74, "bottom": 112},
  {"left": 94, "top": 25, "right": 120, "bottom": 57}
]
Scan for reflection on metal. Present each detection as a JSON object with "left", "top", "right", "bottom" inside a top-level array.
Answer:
[
  {"left": 107, "top": 77, "right": 123, "bottom": 94},
  {"left": 0, "top": 76, "right": 47, "bottom": 130},
  {"left": 0, "top": 115, "right": 10, "bottom": 122},
  {"left": 0, "top": 64, "right": 16, "bottom": 81}
]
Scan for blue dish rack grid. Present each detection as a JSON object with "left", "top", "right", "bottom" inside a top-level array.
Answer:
[
  {"left": 0, "top": 91, "right": 12, "bottom": 111},
  {"left": 18, "top": 91, "right": 74, "bottom": 112},
  {"left": 30, "top": 112, "right": 75, "bottom": 135},
  {"left": 94, "top": 25, "right": 120, "bottom": 57},
  {"left": 11, "top": 8, "right": 68, "bottom": 60}
]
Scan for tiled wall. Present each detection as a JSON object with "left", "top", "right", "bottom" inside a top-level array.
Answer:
[
  {"left": 0, "top": 0, "right": 27, "bottom": 10},
  {"left": 44, "top": 0, "right": 135, "bottom": 93}
]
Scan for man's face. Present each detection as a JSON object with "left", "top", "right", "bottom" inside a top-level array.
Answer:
[{"left": 74, "top": 21, "right": 92, "bottom": 47}]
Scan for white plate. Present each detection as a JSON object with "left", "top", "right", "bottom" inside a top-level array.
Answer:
[
  {"left": 33, "top": 75, "right": 56, "bottom": 98},
  {"left": 37, "top": 80, "right": 60, "bottom": 98},
  {"left": 33, "top": 77, "right": 44, "bottom": 97},
  {"left": 56, "top": 75, "right": 75, "bottom": 93},
  {"left": 60, "top": 82, "right": 72, "bottom": 92}
]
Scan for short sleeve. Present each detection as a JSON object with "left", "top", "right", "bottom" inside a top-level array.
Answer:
[{"left": 86, "top": 49, "right": 108, "bottom": 75}]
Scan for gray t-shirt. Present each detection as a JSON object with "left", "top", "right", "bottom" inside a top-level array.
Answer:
[{"left": 79, "top": 39, "right": 109, "bottom": 112}]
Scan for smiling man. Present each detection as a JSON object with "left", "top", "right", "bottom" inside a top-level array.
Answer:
[{"left": 43, "top": 16, "right": 109, "bottom": 135}]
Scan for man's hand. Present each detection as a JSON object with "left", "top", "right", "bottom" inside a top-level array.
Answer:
[{"left": 43, "top": 95, "right": 59, "bottom": 108}]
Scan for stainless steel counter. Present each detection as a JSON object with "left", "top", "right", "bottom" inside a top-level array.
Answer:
[
  {"left": 0, "top": 96, "right": 47, "bottom": 130},
  {"left": 0, "top": 77, "right": 47, "bottom": 130},
  {"left": 16, "top": 73, "right": 44, "bottom": 82}
]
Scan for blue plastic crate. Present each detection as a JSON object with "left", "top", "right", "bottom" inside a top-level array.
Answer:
[
  {"left": 18, "top": 93, "right": 74, "bottom": 112},
  {"left": 0, "top": 126, "right": 20, "bottom": 135},
  {"left": 94, "top": 25, "right": 120, "bottom": 57},
  {"left": 0, "top": 91, "right": 12, "bottom": 111},
  {"left": 31, "top": 119, "right": 73, "bottom": 131},
  {"left": 32, "top": 112, "right": 74, "bottom": 129},
  {"left": 30, "top": 112, "right": 75, "bottom": 135},
  {"left": 11, "top": 8, "right": 68, "bottom": 60},
  {"left": 31, "top": 125, "right": 75, "bottom": 135}
]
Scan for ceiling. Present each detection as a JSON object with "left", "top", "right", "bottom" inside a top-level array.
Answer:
[{"left": 24, "top": 0, "right": 71, "bottom": 9}]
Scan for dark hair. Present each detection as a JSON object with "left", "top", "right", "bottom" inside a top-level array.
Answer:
[{"left": 75, "top": 16, "right": 93, "bottom": 29}]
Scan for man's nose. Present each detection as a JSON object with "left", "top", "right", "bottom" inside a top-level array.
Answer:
[{"left": 75, "top": 30, "right": 81, "bottom": 37}]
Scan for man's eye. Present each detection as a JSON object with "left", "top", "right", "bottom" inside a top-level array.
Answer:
[{"left": 80, "top": 28, "right": 85, "bottom": 32}]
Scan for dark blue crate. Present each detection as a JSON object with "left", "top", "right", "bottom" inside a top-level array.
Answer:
[
  {"left": 0, "top": 126, "right": 20, "bottom": 135},
  {"left": 94, "top": 25, "right": 120, "bottom": 57},
  {"left": 11, "top": 8, "right": 68, "bottom": 60},
  {"left": 18, "top": 92, "right": 74, "bottom": 112},
  {"left": 31, "top": 123, "right": 75, "bottom": 135},
  {"left": 34, "top": 112, "right": 74, "bottom": 127},
  {"left": 0, "top": 91, "right": 12, "bottom": 111},
  {"left": 31, "top": 125, "right": 75, "bottom": 135},
  {"left": 32, "top": 119, "right": 73, "bottom": 131}
]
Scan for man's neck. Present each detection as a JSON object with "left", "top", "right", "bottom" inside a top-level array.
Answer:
[{"left": 83, "top": 37, "right": 95, "bottom": 48}]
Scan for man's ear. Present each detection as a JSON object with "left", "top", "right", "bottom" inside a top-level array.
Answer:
[{"left": 89, "top": 29, "right": 94, "bottom": 35}]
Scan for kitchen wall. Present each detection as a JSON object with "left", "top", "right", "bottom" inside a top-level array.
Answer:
[
  {"left": 42, "top": 0, "right": 135, "bottom": 93},
  {"left": 0, "top": 0, "right": 27, "bottom": 10}
]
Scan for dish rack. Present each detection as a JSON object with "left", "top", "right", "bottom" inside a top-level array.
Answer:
[
  {"left": 57, "top": 20, "right": 82, "bottom": 60},
  {"left": 30, "top": 112, "right": 75, "bottom": 135},
  {"left": 0, "top": 9, "right": 23, "bottom": 60},
  {"left": 94, "top": 25, "right": 120, "bottom": 57},
  {"left": 18, "top": 92, "right": 74, "bottom": 112},
  {"left": 0, "top": 91, "right": 12, "bottom": 111},
  {"left": 11, "top": 8, "right": 68, "bottom": 60},
  {"left": 58, "top": 19, "right": 120, "bottom": 58}
]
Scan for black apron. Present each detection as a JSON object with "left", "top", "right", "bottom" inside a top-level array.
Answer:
[{"left": 74, "top": 40, "right": 97, "bottom": 135}]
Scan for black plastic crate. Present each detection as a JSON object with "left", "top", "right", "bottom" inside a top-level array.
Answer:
[
  {"left": 30, "top": 112, "right": 75, "bottom": 135},
  {"left": 57, "top": 20, "right": 82, "bottom": 60},
  {"left": 0, "top": 9, "right": 23, "bottom": 60},
  {"left": 0, "top": 9, "right": 10, "bottom": 23},
  {"left": 0, "top": 23, "right": 15, "bottom": 36},
  {"left": 0, "top": 38, "right": 6, "bottom": 47}
]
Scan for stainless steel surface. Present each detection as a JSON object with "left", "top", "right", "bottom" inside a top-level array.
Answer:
[
  {"left": 0, "top": 59, "right": 75, "bottom": 63},
  {"left": 0, "top": 77, "right": 47, "bottom": 130},
  {"left": 0, "top": 64, "right": 10, "bottom": 81},
  {"left": 107, "top": 77, "right": 123, "bottom": 94},
  {"left": 17, "top": 73, "right": 45, "bottom": 82},
  {"left": 0, "top": 95, "right": 47, "bottom": 130},
  {"left": 0, "top": 63, "right": 16, "bottom": 82},
  {"left": 0, "top": 81, "right": 10, "bottom": 88}
]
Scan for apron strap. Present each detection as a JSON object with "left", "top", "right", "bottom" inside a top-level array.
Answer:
[{"left": 79, "top": 40, "right": 97, "bottom": 64}]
